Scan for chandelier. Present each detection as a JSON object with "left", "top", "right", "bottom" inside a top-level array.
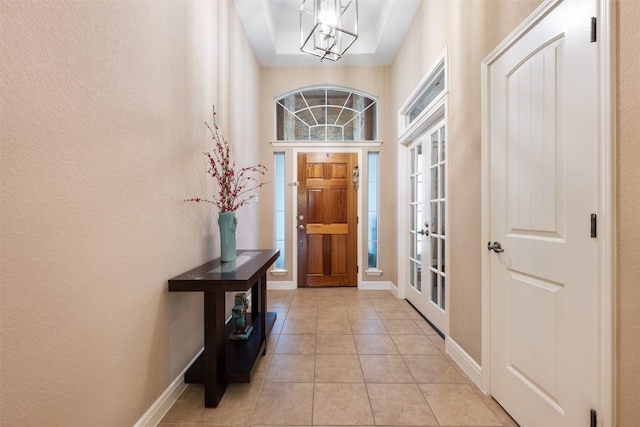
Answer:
[{"left": 300, "top": 0, "right": 358, "bottom": 62}]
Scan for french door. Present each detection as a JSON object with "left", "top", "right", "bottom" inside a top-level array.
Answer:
[{"left": 407, "top": 122, "right": 447, "bottom": 334}]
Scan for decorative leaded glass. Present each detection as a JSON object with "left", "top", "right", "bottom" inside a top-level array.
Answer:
[{"left": 276, "top": 87, "right": 377, "bottom": 141}]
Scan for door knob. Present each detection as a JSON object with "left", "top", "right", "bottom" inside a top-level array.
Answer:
[
  {"left": 487, "top": 241, "right": 504, "bottom": 253},
  {"left": 298, "top": 224, "right": 305, "bottom": 230},
  {"left": 298, "top": 215, "right": 304, "bottom": 221}
]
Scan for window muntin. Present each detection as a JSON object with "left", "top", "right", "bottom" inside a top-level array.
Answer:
[
  {"left": 276, "top": 88, "right": 377, "bottom": 141},
  {"left": 409, "top": 144, "right": 423, "bottom": 292},
  {"left": 428, "top": 126, "right": 446, "bottom": 309}
]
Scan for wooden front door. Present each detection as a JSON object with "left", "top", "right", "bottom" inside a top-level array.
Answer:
[{"left": 297, "top": 152, "right": 358, "bottom": 287}]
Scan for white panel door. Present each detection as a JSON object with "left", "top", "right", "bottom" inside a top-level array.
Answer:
[{"left": 487, "top": 0, "right": 598, "bottom": 426}]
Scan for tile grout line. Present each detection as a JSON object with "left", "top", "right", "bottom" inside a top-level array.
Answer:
[{"left": 161, "top": 289, "right": 514, "bottom": 427}]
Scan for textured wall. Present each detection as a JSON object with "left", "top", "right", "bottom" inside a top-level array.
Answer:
[
  {"left": 616, "top": 0, "right": 640, "bottom": 424},
  {"left": 0, "top": 0, "right": 261, "bottom": 425},
  {"left": 390, "top": 0, "right": 541, "bottom": 364}
]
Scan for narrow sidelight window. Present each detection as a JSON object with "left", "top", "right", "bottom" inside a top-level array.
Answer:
[
  {"left": 273, "top": 152, "right": 286, "bottom": 269},
  {"left": 367, "top": 152, "right": 379, "bottom": 269}
]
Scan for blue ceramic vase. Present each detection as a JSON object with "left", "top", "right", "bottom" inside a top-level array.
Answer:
[{"left": 218, "top": 211, "right": 237, "bottom": 262}]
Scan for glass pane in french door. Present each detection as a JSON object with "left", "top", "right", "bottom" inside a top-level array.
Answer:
[
  {"left": 428, "top": 126, "right": 446, "bottom": 310},
  {"left": 409, "top": 145, "right": 423, "bottom": 292}
]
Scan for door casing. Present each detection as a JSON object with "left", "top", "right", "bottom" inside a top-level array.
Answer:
[
  {"left": 397, "top": 97, "right": 448, "bottom": 301},
  {"left": 480, "top": 0, "right": 616, "bottom": 425},
  {"left": 396, "top": 50, "right": 449, "bottom": 304}
]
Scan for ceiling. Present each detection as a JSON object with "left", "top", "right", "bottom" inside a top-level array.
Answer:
[{"left": 233, "top": 0, "right": 422, "bottom": 67}]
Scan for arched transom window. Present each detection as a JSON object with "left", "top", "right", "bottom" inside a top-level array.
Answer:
[{"left": 276, "top": 87, "right": 377, "bottom": 141}]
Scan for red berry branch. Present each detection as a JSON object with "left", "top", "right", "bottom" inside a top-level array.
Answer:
[{"left": 186, "top": 106, "right": 268, "bottom": 212}]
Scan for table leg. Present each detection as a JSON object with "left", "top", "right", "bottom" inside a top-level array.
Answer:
[
  {"left": 260, "top": 273, "right": 267, "bottom": 355},
  {"left": 251, "top": 279, "right": 259, "bottom": 318},
  {"left": 204, "top": 292, "right": 227, "bottom": 408}
]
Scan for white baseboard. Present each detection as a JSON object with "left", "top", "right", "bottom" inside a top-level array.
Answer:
[
  {"left": 445, "top": 337, "right": 484, "bottom": 392},
  {"left": 359, "top": 280, "right": 396, "bottom": 291},
  {"left": 388, "top": 282, "right": 399, "bottom": 297},
  {"left": 134, "top": 347, "right": 204, "bottom": 427},
  {"left": 268, "top": 280, "right": 296, "bottom": 290}
]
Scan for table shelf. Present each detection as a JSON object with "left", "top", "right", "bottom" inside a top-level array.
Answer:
[{"left": 185, "top": 312, "right": 277, "bottom": 384}]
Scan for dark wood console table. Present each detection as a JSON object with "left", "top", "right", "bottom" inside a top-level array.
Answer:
[{"left": 168, "top": 249, "right": 279, "bottom": 408}]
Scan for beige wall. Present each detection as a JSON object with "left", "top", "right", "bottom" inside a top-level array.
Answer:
[
  {"left": 616, "top": 0, "right": 640, "bottom": 424},
  {"left": 258, "top": 67, "right": 397, "bottom": 285},
  {"left": 0, "top": 1, "right": 260, "bottom": 425},
  {"left": 390, "top": 0, "right": 541, "bottom": 364}
]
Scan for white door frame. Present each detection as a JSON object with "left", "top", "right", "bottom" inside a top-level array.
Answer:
[
  {"left": 404, "top": 119, "right": 449, "bottom": 335},
  {"left": 480, "top": 0, "right": 616, "bottom": 425},
  {"left": 397, "top": 98, "right": 448, "bottom": 301},
  {"left": 397, "top": 49, "right": 449, "bottom": 303}
]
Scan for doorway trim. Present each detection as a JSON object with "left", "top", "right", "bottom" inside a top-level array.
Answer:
[
  {"left": 397, "top": 49, "right": 449, "bottom": 303},
  {"left": 397, "top": 98, "right": 448, "bottom": 303},
  {"left": 480, "top": 0, "right": 616, "bottom": 425}
]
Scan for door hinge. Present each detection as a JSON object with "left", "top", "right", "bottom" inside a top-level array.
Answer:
[
  {"left": 591, "top": 214, "right": 597, "bottom": 238},
  {"left": 591, "top": 17, "right": 597, "bottom": 42},
  {"left": 590, "top": 409, "right": 597, "bottom": 427}
]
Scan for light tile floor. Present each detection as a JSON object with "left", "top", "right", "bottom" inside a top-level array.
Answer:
[{"left": 158, "top": 288, "right": 518, "bottom": 427}]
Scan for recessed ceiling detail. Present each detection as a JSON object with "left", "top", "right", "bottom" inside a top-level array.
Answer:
[{"left": 233, "top": 0, "right": 421, "bottom": 67}]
